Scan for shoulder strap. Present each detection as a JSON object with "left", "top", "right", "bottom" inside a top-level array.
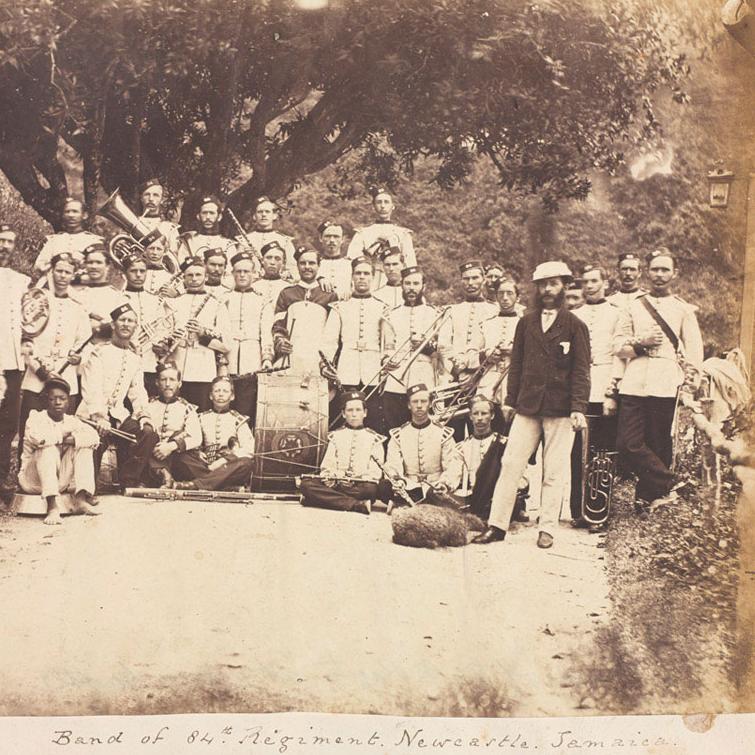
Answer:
[{"left": 640, "top": 296, "right": 679, "bottom": 352}]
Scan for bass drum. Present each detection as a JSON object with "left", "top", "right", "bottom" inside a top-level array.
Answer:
[{"left": 252, "top": 371, "right": 329, "bottom": 493}]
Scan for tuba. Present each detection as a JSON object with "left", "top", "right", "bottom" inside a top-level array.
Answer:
[{"left": 97, "top": 189, "right": 179, "bottom": 274}]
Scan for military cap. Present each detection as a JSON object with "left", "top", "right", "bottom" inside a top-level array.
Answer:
[
  {"left": 139, "top": 178, "right": 163, "bottom": 194},
  {"left": 382, "top": 246, "right": 403, "bottom": 260},
  {"left": 646, "top": 247, "right": 676, "bottom": 265},
  {"left": 43, "top": 375, "right": 71, "bottom": 395},
  {"left": 156, "top": 360, "right": 181, "bottom": 378},
  {"left": 618, "top": 252, "right": 641, "bottom": 264},
  {"left": 459, "top": 260, "right": 484, "bottom": 274},
  {"left": 566, "top": 279, "right": 583, "bottom": 291},
  {"left": 293, "top": 246, "right": 319, "bottom": 262},
  {"left": 369, "top": 186, "right": 391, "bottom": 199},
  {"left": 49, "top": 252, "right": 77, "bottom": 268},
  {"left": 340, "top": 389, "right": 366, "bottom": 407},
  {"left": 318, "top": 219, "right": 342, "bottom": 235},
  {"left": 484, "top": 262, "right": 504, "bottom": 274},
  {"left": 0, "top": 223, "right": 14, "bottom": 235},
  {"left": 82, "top": 242, "right": 108, "bottom": 259},
  {"left": 62, "top": 196, "right": 83, "bottom": 208},
  {"left": 260, "top": 240, "right": 284, "bottom": 257},
  {"left": 351, "top": 255, "right": 373, "bottom": 270},
  {"left": 400, "top": 265, "right": 422, "bottom": 279},
  {"left": 180, "top": 255, "right": 205, "bottom": 272},
  {"left": 230, "top": 251, "right": 254, "bottom": 268},
  {"left": 254, "top": 195, "right": 277, "bottom": 210},
  {"left": 407, "top": 383, "right": 430, "bottom": 398},
  {"left": 202, "top": 246, "right": 226, "bottom": 262},
  {"left": 122, "top": 251, "right": 145, "bottom": 270},
  {"left": 532, "top": 261, "right": 573, "bottom": 282},
  {"left": 198, "top": 194, "right": 222, "bottom": 211},
  {"left": 110, "top": 302, "right": 135, "bottom": 322}
]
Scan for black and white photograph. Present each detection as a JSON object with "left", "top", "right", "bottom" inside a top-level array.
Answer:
[{"left": 0, "top": 0, "right": 754, "bottom": 749}]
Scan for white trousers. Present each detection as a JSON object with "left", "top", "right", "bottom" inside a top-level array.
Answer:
[
  {"left": 488, "top": 414, "right": 575, "bottom": 532},
  {"left": 19, "top": 445, "right": 95, "bottom": 498}
]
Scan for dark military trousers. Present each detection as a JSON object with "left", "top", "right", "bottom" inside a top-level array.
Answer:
[
  {"left": 177, "top": 454, "right": 253, "bottom": 491},
  {"left": 94, "top": 418, "right": 160, "bottom": 489},
  {"left": 301, "top": 478, "right": 387, "bottom": 512},
  {"left": 616, "top": 394, "right": 676, "bottom": 502},
  {"left": 0, "top": 370, "right": 22, "bottom": 485}
]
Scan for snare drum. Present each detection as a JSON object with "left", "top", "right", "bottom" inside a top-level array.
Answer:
[{"left": 251, "top": 372, "right": 329, "bottom": 492}]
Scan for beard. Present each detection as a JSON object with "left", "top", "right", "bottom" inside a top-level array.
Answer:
[
  {"left": 536, "top": 289, "right": 565, "bottom": 310},
  {"left": 403, "top": 289, "right": 424, "bottom": 305}
]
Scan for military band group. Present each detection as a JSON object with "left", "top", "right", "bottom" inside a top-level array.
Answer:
[{"left": 0, "top": 180, "right": 703, "bottom": 545}]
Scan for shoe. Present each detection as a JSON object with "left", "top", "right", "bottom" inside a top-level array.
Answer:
[
  {"left": 537, "top": 530, "right": 554, "bottom": 549},
  {"left": 352, "top": 501, "right": 371, "bottom": 516},
  {"left": 159, "top": 469, "right": 175, "bottom": 489},
  {"left": 634, "top": 499, "right": 650, "bottom": 520},
  {"left": 588, "top": 523, "right": 605, "bottom": 534},
  {"left": 472, "top": 526, "right": 507, "bottom": 544},
  {"left": 570, "top": 518, "right": 589, "bottom": 529},
  {"left": 174, "top": 481, "right": 198, "bottom": 491}
]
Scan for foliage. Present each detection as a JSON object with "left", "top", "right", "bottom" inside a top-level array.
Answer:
[{"left": 0, "top": 0, "right": 689, "bottom": 226}]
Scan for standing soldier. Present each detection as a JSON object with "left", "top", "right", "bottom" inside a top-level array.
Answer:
[
  {"left": 121, "top": 253, "right": 176, "bottom": 397},
  {"left": 483, "top": 263, "right": 505, "bottom": 303},
  {"left": 143, "top": 235, "right": 182, "bottom": 299},
  {"left": 34, "top": 197, "right": 103, "bottom": 279},
  {"left": 202, "top": 247, "right": 233, "bottom": 303},
  {"left": 251, "top": 241, "right": 291, "bottom": 308},
  {"left": 347, "top": 188, "right": 416, "bottom": 289},
  {"left": 240, "top": 196, "right": 297, "bottom": 279},
  {"left": 473, "top": 261, "right": 591, "bottom": 548},
  {"left": 76, "top": 303, "right": 157, "bottom": 489},
  {"left": 614, "top": 248, "right": 703, "bottom": 515},
  {"left": 300, "top": 390, "right": 387, "bottom": 515},
  {"left": 565, "top": 279, "right": 585, "bottom": 311},
  {"left": 570, "top": 264, "right": 624, "bottom": 530},
  {"left": 19, "top": 253, "right": 92, "bottom": 449},
  {"left": 446, "top": 260, "right": 498, "bottom": 437},
  {"left": 137, "top": 178, "right": 182, "bottom": 263},
  {"left": 381, "top": 267, "right": 450, "bottom": 431},
  {"left": 607, "top": 252, "right": 646, "bottom": 309},
  {"left": 159, "top": 257, "right": 232, "bottom": 411},
  {"left": 272, "top": 248, "right": 337, "bottom": 376},
  {"left": 385, "top": 383, "right": 462, "bottom": 507},
  {"left": 178, "top": 195, "right": 237, "bottom": 261},
  {"left": 225, "top": 251, "right": 274, "bottom": 420},
  {"left": 372, "top": 248, "right": 404, "bottom": 309},
  {"left": 316, "top": 220, "right": 353, "bottom": 300},
  {"left": 320, "top": 257, "right": 388, "bottom": 429},
  {"left": 0, "top": 224, "right": 31, "bottom": 497}
]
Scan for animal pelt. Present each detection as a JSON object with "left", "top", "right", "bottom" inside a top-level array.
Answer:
[{"left": 392, "top": 505, "right": 485, "bottom": 549}]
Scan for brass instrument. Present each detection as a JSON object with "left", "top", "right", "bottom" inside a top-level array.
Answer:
[
  {"left": 20, "top": 288, "right": 51, "bottom": 338},
  {"left": 97, "top": 188, "right": 180, "bottom": 275},
  {"left": 579, "top": 419, "right": 616, "bottom": 527}
]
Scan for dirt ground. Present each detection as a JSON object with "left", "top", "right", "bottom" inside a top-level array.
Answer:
[{"left": 0, "top": 496, "right": 610, "bottom": 717}]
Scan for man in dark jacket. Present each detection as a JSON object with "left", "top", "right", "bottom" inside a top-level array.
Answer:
[{"left": 473, "top": 261, "right": 591, "bottom": 548}]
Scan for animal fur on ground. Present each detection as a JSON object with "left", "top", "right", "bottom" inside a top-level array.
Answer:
[{"left": 391, "top": 505, "right": 485, "bottom": 549}]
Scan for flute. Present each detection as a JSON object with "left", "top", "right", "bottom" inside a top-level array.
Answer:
[{"left": 79, "top": 417, "right": 137, "bottom": 444}]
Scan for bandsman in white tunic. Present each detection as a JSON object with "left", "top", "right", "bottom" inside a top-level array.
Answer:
[
  {"left": 173, "top": 376, "right": 255, "bottom": 492},
  {"left": 139, "top": 363, "right": 203, "bottom": 488},
  {"left": 607, "top": 252, "right": 646, "bottom": 310},
  {"left": 381, "top": 267, "right": 450, "bottom": 431},
  {"left": 19, "top": 253, "right": 92, "bottom": 453},
  {"left": 143, "top": 235, "right": 182, "bottom": 299},
  {"left": 372, "top": 248, "right": 404, "bottom": 309},
  {"left": 300, "top": 390, "right": 387, "bottom": 514},
  {"left": 159, "top": 257, "right": 231, "bottom": 411},
  {"left": 18, "top": 376, "right": 100, "bottom": 525},
  {"left": 347, "top": 187, "right": 416, "bottom": 289},
  {"left": 385, "top": 384, "right": 462, "bottom": 507},
  {"left": 483, "top": 263, "right": 505, "bottom": 303},
  {"left": 272, "top": 248, "right": 337, "bottom": 375},
  {"left": 316, "top": 220, "right": 353, "bottom": 300},
  {"left": 33, "top": 197, "right": 103, "bottom": 279},
  {"left": 614, "top": 249, "right": 703, "bottom": 512},
  {"left": 76, "top": 303, "right": 154, "bottom": 489},
  {"left": 239, "top": 196, "right": 297, "bottom": 279},
  {"left": 251, "top": 241, "right": 291, "bottom": 308},
  {"left": 320, "top": 257, "right": 388, "bottom": 429},
  {"left": 0, "top": 224, "right": 31, "bottom": 494},
  {"left": 224, "top": 251, "right": 274, "bottom": 420},
  {"left": 137, "top": 178, "right": 182, "bottom": 264},
  {"left": 570, "top": 264, "right": 624, "bottom": 528},
  {"left": 202, "top": 246, "right": 234, "bottom": 303},
  {"left": 177, "top": 195, "right": 238, "bottom": 262}
]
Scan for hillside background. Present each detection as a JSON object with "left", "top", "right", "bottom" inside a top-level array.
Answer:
[{"left": 1, "top": 0, "right": 753, "bottom": 351}]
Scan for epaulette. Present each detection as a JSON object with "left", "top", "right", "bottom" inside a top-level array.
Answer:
[
  {"left": 177, "top": 397, "right": 193, "bottom": 407},
  {"left": 366, "top": 428, "right": 387, "bottom": 443},
  {"left": 439, "top": 425, "right": 456, "bottom": 443},
  {"left": 199, "top": 409, "right": 212, "bottom": 416},
  {"left": 230, "top": 409, "right": 248, "bottom": 424},
  {"left": 389, "top": 426, "right": 404, "bottom": 440}
]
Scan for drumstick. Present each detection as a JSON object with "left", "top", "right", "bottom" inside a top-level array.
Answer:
[{"left": 54, "top": 335, "right": 94, "bottom": 375}]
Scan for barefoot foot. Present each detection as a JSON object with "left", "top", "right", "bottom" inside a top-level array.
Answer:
[{"left": 43, "top": 509, "right": 63, "bottom": 525}]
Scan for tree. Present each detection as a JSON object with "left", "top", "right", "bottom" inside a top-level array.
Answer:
[{"left": 0, "top": 0, "right": 688, "bottom": 228}]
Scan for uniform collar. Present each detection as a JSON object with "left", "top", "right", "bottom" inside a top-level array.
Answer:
[
  {"left": 87, "top": 280, "right": 110, "bottom": 288},
  {"left": 465, "top": 295, "right": 485, "bottom": 303},
  {"left": 159, "top": 395, "right": 178, "bottom": 404},
  {"left": 262, "top": 273, "right": 281, "bottom": 281},
  {"left": 585, "top": 298, "right": 606, "bottom": 305},
  {"left": 213, "top": 405, "right": 231, "bottom": 414},
  {"left": 473, "top": 430, "right": 494, "bottom": 440},
  {"left": 125, "top": 284, "right": 144, "bottom": 292},
  {"left": 411, "top": 418, "right": 431, "bottom": 429},
  {"left": 351, "top": 291, "right": 372, "bottom": 299},
  {"left": 498, "top": 309, "right": 518, "bottom": 317}
]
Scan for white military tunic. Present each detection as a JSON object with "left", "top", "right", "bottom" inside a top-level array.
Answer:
[
  {"left": 346, "top": 222, "right": 416, "bottom": 288},
  {"left": 138, "top": 216, "right": 182, "bottom": 261},
  {"left": 144, "top": 396, "right": 202, "bottom": 450},
  {"left": 607, "top": 288, "right": 646, "bottom": 310},
  {"left": 477, "top": 311, "right": 521, "bottom": 404},
  {"left": 574, "top": 300, "right": 624, "bottom": 403},
  {"left": 320, "top": 426, "right": 386, "bottom": 482},
  {"left": 123, "top": 288, "right": 176, "bottom": 373},
  {"left": 170, "top": 291, "right": 232, "bottom": 382},
  {"left": 198, "top": 408, "right": 254, "bottom": 461},
  {"left": 70, "top": 282, "right": 128, "bottom": 333},
  {"left": 251, "top": 276, "right": 289, "bottom": 309},
  {"left": 224, "top": 288, "right": 274, "bottom": 375},
  {"left": 447, "top": 299, "right": 499, "bottom": 373},
  {"left": 178, "top": 232, "right": 238, "bottom": 259},
  {"left": 0, "top": 267, "right": 31, "bottom": 372},
  {"left": 318, "top": 257, "right": 353, "bottom": 300},
  {"left": 373, "top": 283, "right": 403, "bottom": 309},
  {"left": 321, "top": 295, "right": 387, "bottom": 386},
  {"left": 382, "top": 303, "right": 449, "bottom": 394},
  {"left": 77, "top": 342, "right": 148, "bottom": 423},
  {"left": 614, "top": 293, "right": 703, "bottom": 398},
  {"left": 242, "top": 230, "right": 297, "bottom": 277},
  {"left": 386, "top": 420, "right": 461, "bottom": 490},
  {"left": 22, "top": 292, "right": 92, "bottom": 395},
  {"left": 34, "top": 231, "right": 103, "bottom": 274},
  {"left": 457, "top": 431, "right": 500, "bottom": 491}
]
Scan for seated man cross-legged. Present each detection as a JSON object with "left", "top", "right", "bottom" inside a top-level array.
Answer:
[{"left": 18, "top": 376, "right": 100, "bottom": 525}]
